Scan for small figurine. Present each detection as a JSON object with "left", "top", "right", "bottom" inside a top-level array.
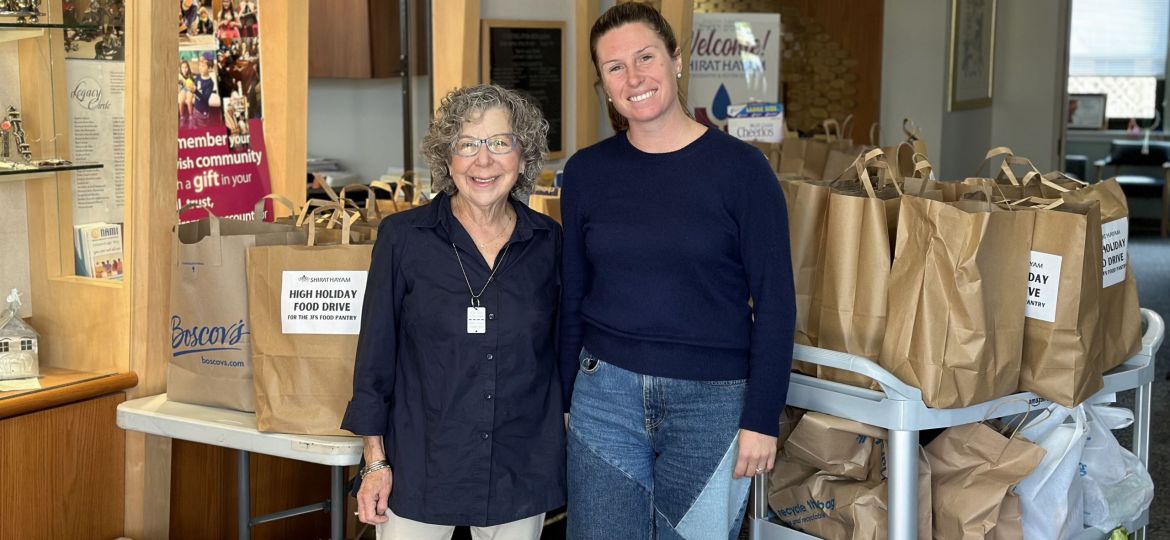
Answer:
[
  {"left": 0, "top": 106, "right": 33, "bottom": 163},
  {"left": 0, "top": 289, "right": 39, "bottom": 381}
]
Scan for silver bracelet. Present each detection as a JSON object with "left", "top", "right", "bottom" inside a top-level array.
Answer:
[{"left": 360, "top": 459, "right": 390, "bottom": 478}]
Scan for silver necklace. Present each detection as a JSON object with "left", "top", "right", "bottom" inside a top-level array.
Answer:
[{"left": 452, "top": 242, "right": 511, "bottom": 334}]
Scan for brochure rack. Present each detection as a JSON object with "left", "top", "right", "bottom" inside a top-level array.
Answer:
[{"left": 749, "top": 308, "right": 1164, "bottom": 540}]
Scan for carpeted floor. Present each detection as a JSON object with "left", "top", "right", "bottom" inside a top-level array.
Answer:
[{"left": 1123, "top": 232, "right": 1170, "bottom": 534}]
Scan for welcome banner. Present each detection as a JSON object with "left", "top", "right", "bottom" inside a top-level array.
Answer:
[{"left": 687, "top": 13, "right": 781, "bottom": 130}]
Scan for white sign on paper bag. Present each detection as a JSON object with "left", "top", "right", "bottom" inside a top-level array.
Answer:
[
  {"left": 1101, "top": 218, "right": 1129, "bottom": 288},
  {"left": 1025, "top": 251, "right": 1062, "bottom": 323},
  {"left": 280, "top": 271, "right": 368, "bottom": 334}
]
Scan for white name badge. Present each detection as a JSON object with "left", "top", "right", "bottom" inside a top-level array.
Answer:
[{"left": 467, "top": 306, "right": 486, "bottom": 334}]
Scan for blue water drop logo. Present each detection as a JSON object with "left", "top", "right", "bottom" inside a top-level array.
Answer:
[{"left": 711, "top": 84, "right": 731, "bottom": 121}]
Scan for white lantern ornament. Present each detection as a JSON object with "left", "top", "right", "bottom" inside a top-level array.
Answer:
[{"left": 0, "top": 288, "right": 38, "bottom": 380}]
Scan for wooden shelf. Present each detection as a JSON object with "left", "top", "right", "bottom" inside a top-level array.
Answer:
[
  {"left": 0, "top": 367, "right": 138, "bottom": 419},
  {"left": 0, "top": 27, "right": 41, "bottom": 43}
]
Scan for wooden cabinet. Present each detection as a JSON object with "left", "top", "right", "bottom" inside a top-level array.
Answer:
[{"left": 308, "top": 0, "right": 428, "bottom": 78}]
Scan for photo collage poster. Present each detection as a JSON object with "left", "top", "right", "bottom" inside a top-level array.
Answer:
[{"left": 176, "top": 0, "right": 272, "bottom": 222}]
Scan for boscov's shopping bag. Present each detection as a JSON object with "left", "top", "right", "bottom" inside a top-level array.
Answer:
[
  {"left": 247, "top": 206, "right": 372, "bottom": 435},
  {"left": 169, "top": 202, "right": 304, "bottom": 412}
]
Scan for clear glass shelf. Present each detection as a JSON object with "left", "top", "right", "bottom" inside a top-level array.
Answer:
[
  {"left": 0, "top": 21, "right": 98, "bottom": 30},
  {"left": 0, "top": 162, "right": 103, "bottom": 178}
]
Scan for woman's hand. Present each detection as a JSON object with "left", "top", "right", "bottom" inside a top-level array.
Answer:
[
  {"left": 356, "top": 468, "right": 392, "bottom": 525},
  {"left": 733, "top": 429, "right": 778, "bottom": 479}
]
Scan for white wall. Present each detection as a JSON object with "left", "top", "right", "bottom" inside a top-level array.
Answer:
[
  {"left": 306, "top": 76, "right": 432, "bottom": 184},
  {"left": 880, "top": 0, "right": 948, "bottom": 172},
  {"left": 306, "top": 0, "right": 585, "bottom": 181},
  {"left": 881, "top": 0, "right": 1069, "bottom": 179},
  {"left": 989, "top": 0, "right": 1069, "bottom": 172}
]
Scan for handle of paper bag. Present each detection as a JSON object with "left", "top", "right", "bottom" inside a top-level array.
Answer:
[
  {"left": 840, "top": 114, "right": 855, "bottom": 140},
  {"left": 252, "top": 194, "right": 299, "bottom": 222},
  {"left": 912, "top": 154, "right": 934, "bottom": 178},
  {"left": 338, "top": 183, "right": 384, "bottom": 221},
  {"left": 314, "top": 173, "right": 341, "bottom": 202},
  {"left": 176, "top": 202, "right": 220, "bottom": 237},
  {"left": 840, "top": 148, "right": 884, "bottom": 198},
  {"left": 973, "top": 146, "right": 1014, "bottom": 178},
  {"left": 174, "top": 202, "right": 221, "bottom": 266},
  {"left": 958, "top": 183, "right": 999, "bottom": 210},
  {"left": 821, "top": 119, "right": 840, "bottom": 142},
  {"left": 966, "top": 398, "right": 1034, "bottom": 462},
  {"left": 998, "top": 155, "right": 1042, "bottom": 187},
  {"left": 902, "top": 118, "right": 921, "bottom": 141},
  {"left": 306, "top": 204, "right": 357, "bottom": 246},
  {"left": 296, "top": 198, "right": 362, "bottom": 228},
  {"left": 1038, "top": 170, "right": 1083, "bottom": 194}
]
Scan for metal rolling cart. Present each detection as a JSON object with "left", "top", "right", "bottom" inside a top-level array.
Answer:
[{"left": 749, "top": 308, "right": 1164, "bottom": 540}]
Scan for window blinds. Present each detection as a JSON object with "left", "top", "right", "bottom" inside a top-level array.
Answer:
[{"left": 1069, "top": 0, "right": 1169, "bottom": 77}]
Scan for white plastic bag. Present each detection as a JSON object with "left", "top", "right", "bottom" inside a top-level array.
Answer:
[
  {"left": 1080, "top": 404, "right": 1153, "bottom": 532},
  {"left": 1016, "top": 404, "right": 1088, "bottom": 540}
]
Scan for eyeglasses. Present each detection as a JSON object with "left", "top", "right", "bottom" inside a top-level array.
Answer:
[{"left": 452, "top": 133, "right": 517, "bottom": 157}]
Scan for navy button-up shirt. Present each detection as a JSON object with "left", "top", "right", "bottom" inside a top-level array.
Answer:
[{"left": 341, "top": 192, "right": 566, "bottom": 527}]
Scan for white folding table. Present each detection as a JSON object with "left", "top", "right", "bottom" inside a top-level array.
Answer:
[{"left": 117, "top": 393, "right": 362, "bottom": 540}]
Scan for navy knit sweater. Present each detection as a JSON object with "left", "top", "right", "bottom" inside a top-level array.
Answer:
[{"left": 559, "top": 127, "right": 796, "bottom": 436}]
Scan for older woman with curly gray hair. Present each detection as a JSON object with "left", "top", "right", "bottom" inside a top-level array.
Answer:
[{"left": 342, "top": 84, "right": 565, "bottom": 540}]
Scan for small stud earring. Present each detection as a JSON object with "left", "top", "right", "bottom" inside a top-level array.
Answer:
[
  {"left": 676, "top": 72, "right": 682, "bottom": 79},
  {"left": 607, "top": 96, "right": 612, "bottom": 102}
]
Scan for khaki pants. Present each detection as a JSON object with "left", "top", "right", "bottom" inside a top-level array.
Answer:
[{"left": 376, "top": 508, "right": 544, "bottom": 540}]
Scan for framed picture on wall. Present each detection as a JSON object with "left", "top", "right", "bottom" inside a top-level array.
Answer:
[
  {"left": 481, "top": 20, "right": 566, "bottom": 158},
  {"left": 1068, "top": 94, "right": 1108, "bottom": 130},
  {"left": 948, "top": 0, "right": 997, "bottom": 111}
]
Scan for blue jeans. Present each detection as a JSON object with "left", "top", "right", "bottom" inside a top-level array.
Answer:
[{"left": 567, "top": 350, "right": 750, "bottom": 540}]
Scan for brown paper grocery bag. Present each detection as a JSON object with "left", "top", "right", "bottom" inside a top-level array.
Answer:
[
  {"left": 1057, "top": 179, "right": 1142, "bottom": 370},
  {"left": 749, "top": 140, "right": 782, "bottom": 174},
  {"left": 370, "top": 178, "right": 426, "bottom": 216},
  {"left": 881, "top": 195, "right": 1036, "bottom": 408},
  {"left": 815, "top": 153, "right": 900, "bottom": 389},
  {"left": 769, "top": 423, "right": 932, "bottom": 539},
  {"left": 779, "top": 136, "right": 811, "bottom": 178},
  {"left": 169, "top": 205, "right": 305, "bottom": 412},
  {"left": 1016, "top": 198, "right": 1105, "bottom": 407},
  {"left": 247, "top": 208, "right": 373, "bottom": 435},
  {"left": 925, "top": 422, "right": 1044, "bottom": 540},
  {"left": 783, "top": 412, "right": 887, "bottom": 481},
  {"left": 988, "top": 492, "right": 1024, "bottom": 540},
  {"left": 780, "top": 179, "right": 832, "bottom": 375},
  {"left": 781, "top": 179, "right": 831, "bottom": 345}
]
